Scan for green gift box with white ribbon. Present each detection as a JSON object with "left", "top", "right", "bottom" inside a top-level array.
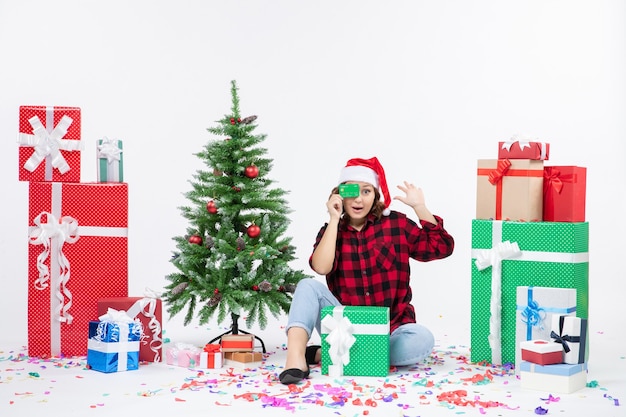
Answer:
[
  {"left": 320, "top": 306, "right": 390, "bottom": 377},
  {"left": 97, "top": 137, "right": 124, "bottom": 182},
  {"left": 470, "top": 220, "right": 589, "bottom": 366}
]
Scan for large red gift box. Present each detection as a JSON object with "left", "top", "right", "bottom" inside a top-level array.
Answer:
[
  {"left": 97, "top": 297, "right": 163, "bottom": 362},
  {"left": 18, "top": 106, "right": 82, "bottom": 183},
  {"left": 476, "top": 159, "right": 544, "bottom": 221},
  {"left": 27, "top": 182, "right": 128, "bottom": 357},
  {"left": 543, "top": 166, "right": 587, "bottom": 222},
  {"left": 498, "top": 140, "right": 550, "bottom": 160}
]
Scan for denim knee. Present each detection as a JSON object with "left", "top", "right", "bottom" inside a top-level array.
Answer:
[
  {"left": 389, "top": 323, "right": 435, "bottom": 366},
  {"left": 285, "top": 278, "right": 339, "bottom": 338}
]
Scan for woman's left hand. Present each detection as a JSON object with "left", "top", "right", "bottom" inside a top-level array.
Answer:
[{"left": 394, "top": 181, "right": 426, "bottom": 209}]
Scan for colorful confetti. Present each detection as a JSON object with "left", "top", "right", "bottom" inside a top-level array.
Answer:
[{"left": 0, "top": 341, "right": 623, "bottom": 416}]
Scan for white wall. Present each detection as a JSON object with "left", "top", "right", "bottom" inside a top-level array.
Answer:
[{"left": 1, "top": 0, "right": 624, "bottom": 346}]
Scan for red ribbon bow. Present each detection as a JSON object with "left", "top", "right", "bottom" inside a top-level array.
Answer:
[
  {"left": 544, "top": 168, "right": 564, "bottom": 194},
  {"left": 203, "top": 343, "right": 221, "bottom": 353},
  {"left": 488, "top": 159, "right": 512, "bottom": 185}
]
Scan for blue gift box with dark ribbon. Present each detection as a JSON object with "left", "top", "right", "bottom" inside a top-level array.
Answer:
[{"left": 87, "top": 308, "right": 142, "bottom": 373}]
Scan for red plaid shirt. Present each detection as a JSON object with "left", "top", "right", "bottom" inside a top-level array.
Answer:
[{"left": 309, "top": 211, "right": 454, "bottom": 333}]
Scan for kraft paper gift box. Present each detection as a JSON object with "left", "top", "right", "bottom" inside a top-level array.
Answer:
[
  {"left": 321, "top": 306, "right": 390, "bottom": 378},
  {"left": 515, "top": 286, "right": 576, "bottom": 370},
  {"left": 520, "top": 340, "right": 563, "bottom": 366},
  {"left": 470, "top": 220, "right": 588, "bottom": 366},
  {"left": 543, "top": 166, "right": 587, "bottom": 222},
  {"left": 97, "top": 137, "right": 124, "bottom": 182},
  {"left": 27, "top": 182, "right": 129, "bottom": 357},
  {"left": 221, "top": 334, "right": 254, "bottom": 352},
  {"left": 498, "top": 139, "right": 550, "bottom": 160},
  {"left": 17, "top": 105, "right": 82, "bottom": 182},
  {"left": 476, "top": 159, "right": 544, "bottom": 221},
  {"left": 166, "top": 343, "right": 201, "bottom": 367},
  {"left": 520, "top": 361, "right": 587, "bottom": 394},
  {"left": 550, "top": 315, "right": 588, "bottom": 364},
  {"left": 87, "top": 310, "right": 142, "bottom": 373},
  {"left": 97, "top": 296, "right": 162, "bottom": 362},
  {"left": 200, "top": 344, "right": 223, "bottom": 368},
  {"left": 223, "top": 351, "right": 263, "bottom": 367}
]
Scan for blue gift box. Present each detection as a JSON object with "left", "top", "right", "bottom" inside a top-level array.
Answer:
[
  {"left": 87, "top": 320, "right": 141, "bottom": 373},
  {"left": 519, "top": 360, "right": 588, "bottom": 393}
]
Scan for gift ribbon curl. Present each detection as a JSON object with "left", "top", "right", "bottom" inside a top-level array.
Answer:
[
  {"left": 126, "top": 292, "right": 163, "bottom": 362},
  {"left": 29, "top": 211, "right": 79, "bottom": 324}
]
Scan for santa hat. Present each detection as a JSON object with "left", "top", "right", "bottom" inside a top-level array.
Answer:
[{"left": 338, "top": 156, "right": 391, "bottom": 216}]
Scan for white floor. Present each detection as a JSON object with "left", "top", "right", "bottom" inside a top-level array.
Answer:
[{"left": 1, "top": 312, "right": 624, "bottom": 417}]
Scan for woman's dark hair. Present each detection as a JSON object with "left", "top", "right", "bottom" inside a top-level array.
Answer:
[{"left": 331, "top": 185, "right": 386, "bottom": 221}]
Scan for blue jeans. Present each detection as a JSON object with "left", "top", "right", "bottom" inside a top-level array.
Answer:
[{"left": 285, "top": 278, "right": 435, "bottom": 366}]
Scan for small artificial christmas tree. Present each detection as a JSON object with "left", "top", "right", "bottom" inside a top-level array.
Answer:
[{"left": 164, "top": 80, "right": 309, "bottom": 337}]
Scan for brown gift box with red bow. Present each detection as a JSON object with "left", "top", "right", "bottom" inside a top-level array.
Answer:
[{"left": 476, "top": 159, "right": 544, "bottom": 222}]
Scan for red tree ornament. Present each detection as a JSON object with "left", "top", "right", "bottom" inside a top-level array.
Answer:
[
  {"left": 247, "top": 224, "right": 261, "bottom": 238},
  {"left": 189, "top": 235, "right": 202, "bottom": 245},
  {"left": 252, "top": 285, "right": 259, "bottom": 291},
  {"left": 244, "top": 164, "right": 259, "bottom": 179},
  {"left": 206, "top": 200, "right": 218, "bottom": 214}
]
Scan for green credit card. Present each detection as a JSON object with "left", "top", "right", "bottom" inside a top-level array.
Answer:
[{"left": 339, "top": 183, "right": 360, "bottom": 198}]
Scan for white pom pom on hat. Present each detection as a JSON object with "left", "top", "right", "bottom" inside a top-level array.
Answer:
[{"left": 338, "top": 156, "right": 391, "bottom": 216}]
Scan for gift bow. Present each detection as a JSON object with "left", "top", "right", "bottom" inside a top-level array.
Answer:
[
  {"left": 322, "top": 307, "right": 356, "bottom": 377},
  {"left": 29, "top": 211, "right": 80, "bottom": 324},
  {"left": 19, "top": 115, "right": 81, "bottom": 174},
  {"left": 500, "top": 134, "right": 534, "bottom": 152},
  {"left": 99, "top": 307, "right": 134, "bottom": 323},
  {"left": 474, "top": 240, "right": 521, "bottom": 271},
  {"left": 487, "top": 159, "right": 512, "bottom": 185},
  {"left": 550, "top": 330, "right": 579, "bottom": 353},
  {"left": 97, "top": 137, "right": 123, "bottom": 163},
  {"left": 203, "top": 344, "right": 221, "bottom": 353},
  {"left": 543, "top": 167, "right": 576, "bottom": 194},
  {"left": 521, "top": 299, "right": 547, "bottom": 330}
]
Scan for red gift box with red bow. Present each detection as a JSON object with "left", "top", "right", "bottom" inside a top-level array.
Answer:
[{"left": 543, "top": 166, "right": 587, "bottom": 222}]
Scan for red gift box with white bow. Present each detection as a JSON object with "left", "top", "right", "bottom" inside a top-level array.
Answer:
[
  {"left": 17, "top": 106, "right": 82, "bottom": 183},
  {"left": 27, "top": 182, "right": 128, "bottom": 357},
  {"left": 498, "top": 138, "right": 550, "bottom": 160},
  {"left": 97, "top": 296, "right": 162, "bottom": 362}
]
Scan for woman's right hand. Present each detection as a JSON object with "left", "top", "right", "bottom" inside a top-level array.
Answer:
[{"left": 326, "top": 193, "right": 343, "bottom": 221}]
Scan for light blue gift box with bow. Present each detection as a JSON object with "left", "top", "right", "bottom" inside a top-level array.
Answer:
[{"left": 515, "top": 286, "right": 577, "bottom": 371}]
